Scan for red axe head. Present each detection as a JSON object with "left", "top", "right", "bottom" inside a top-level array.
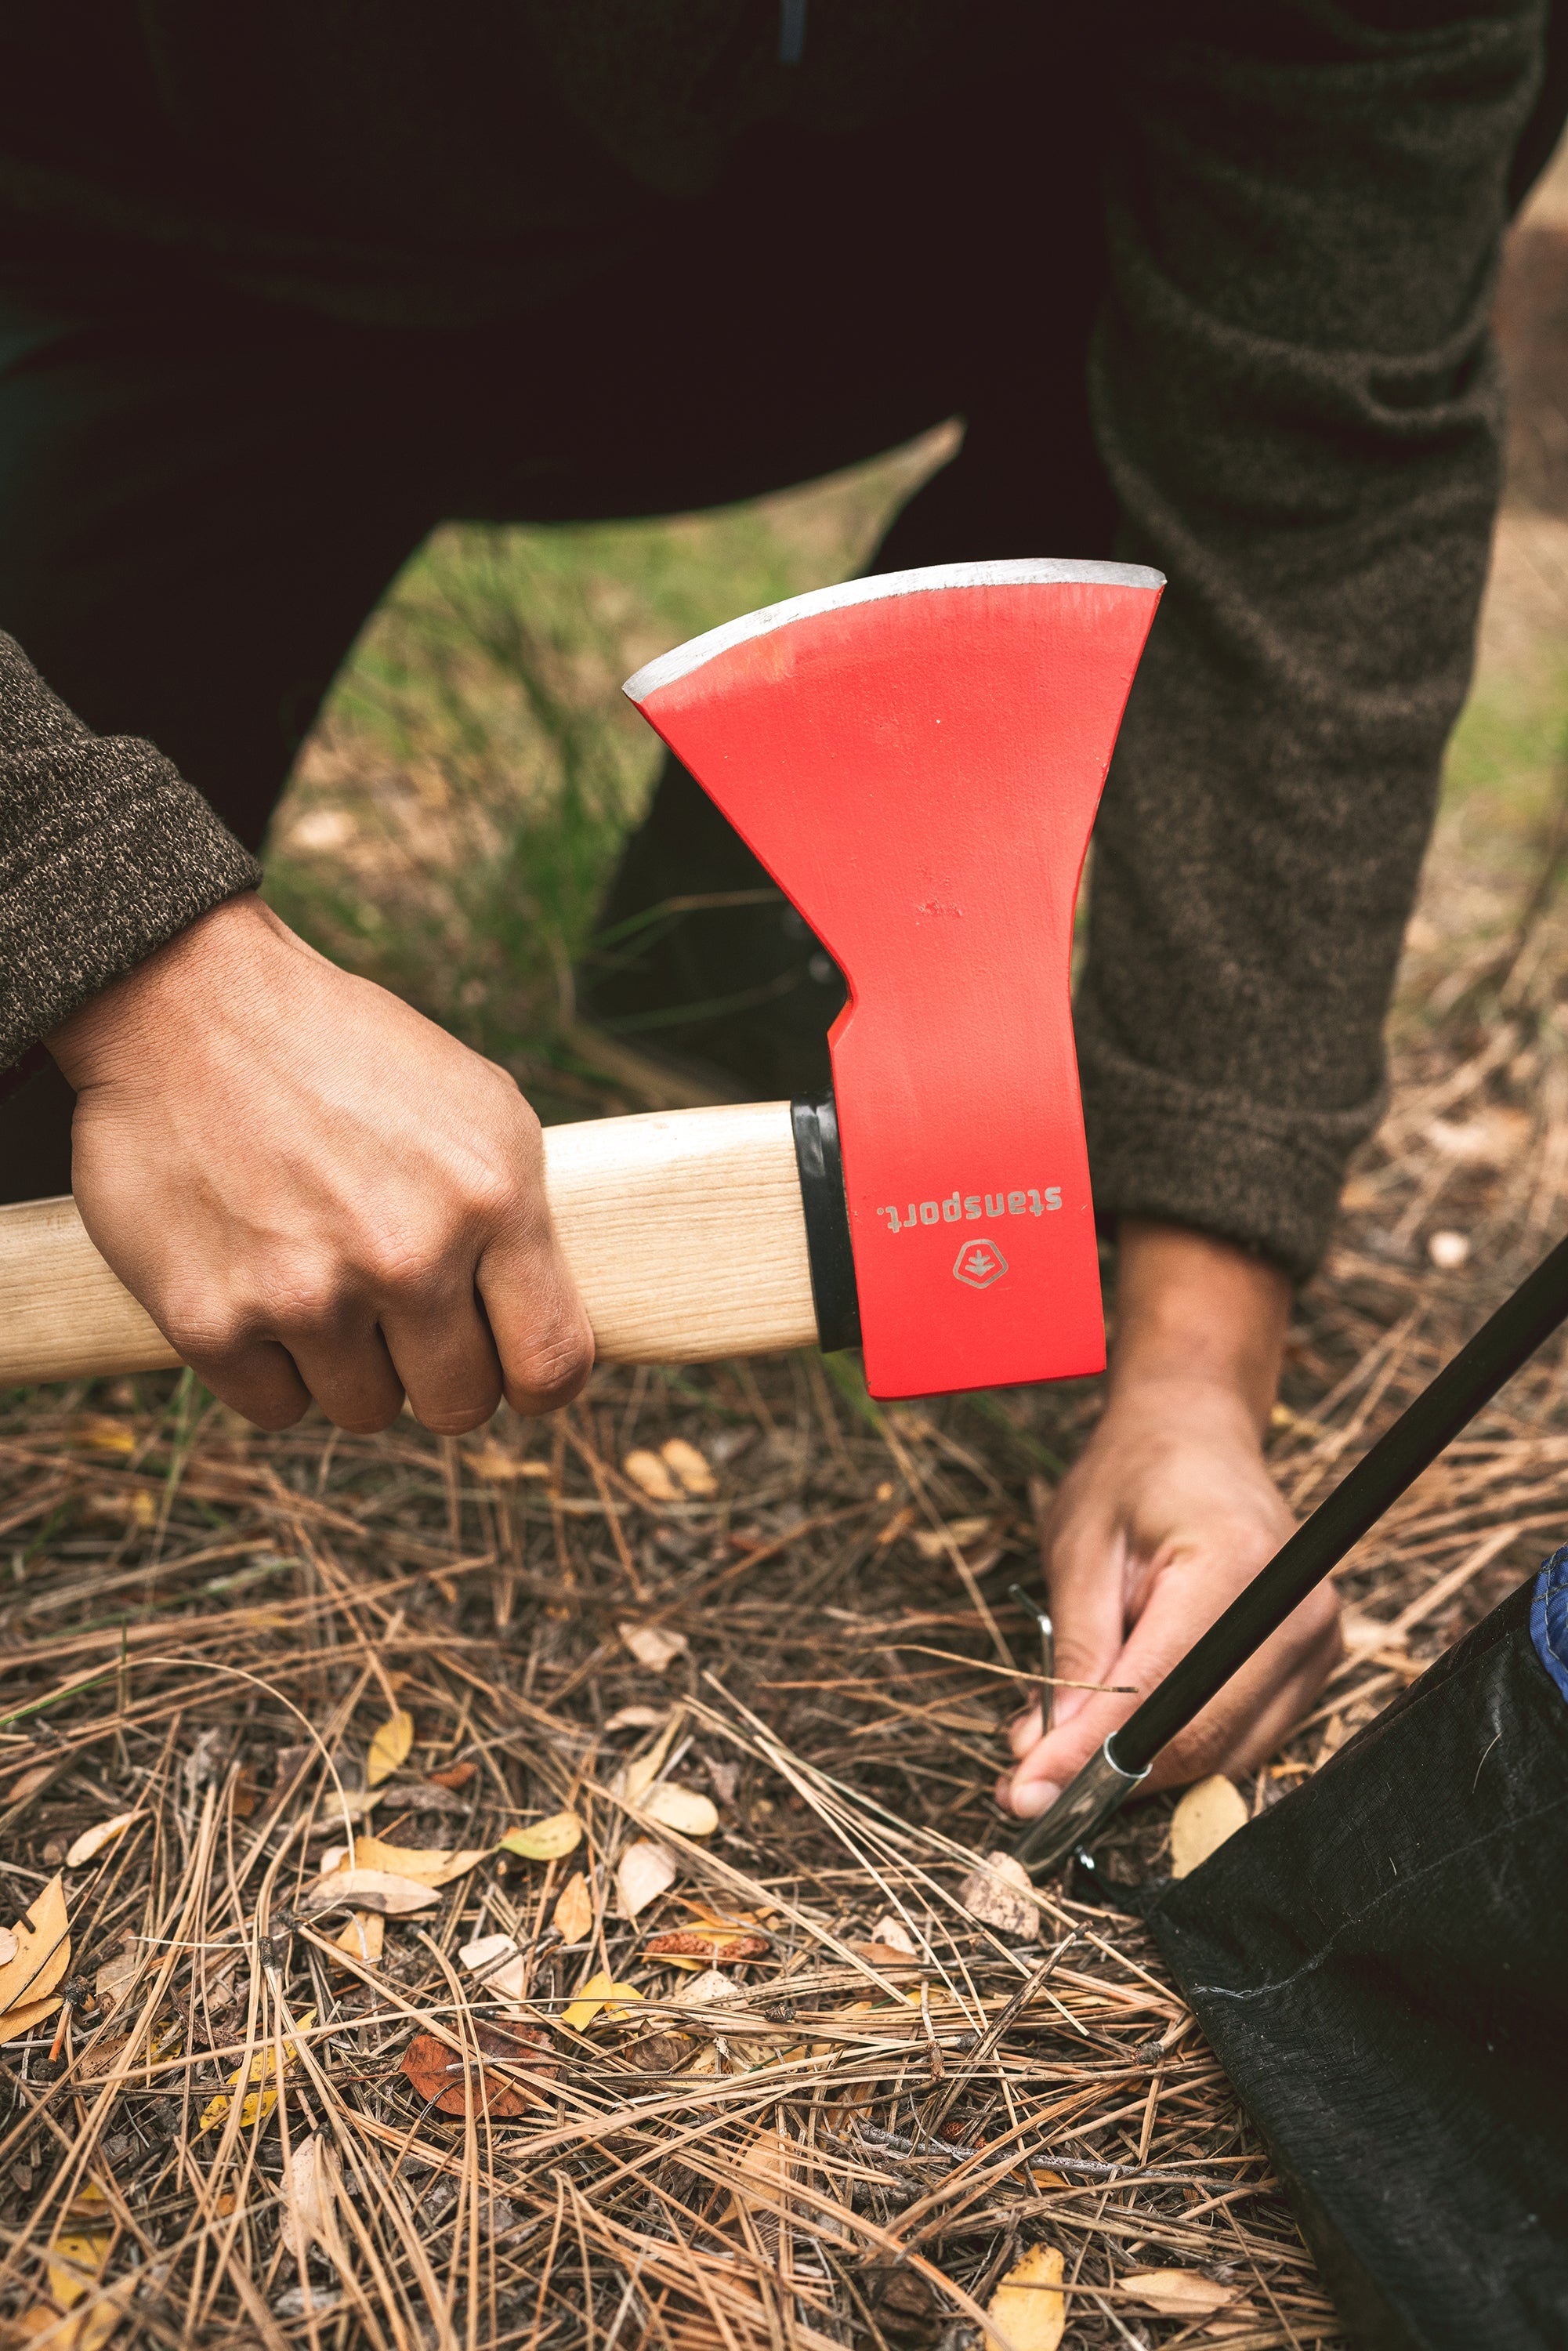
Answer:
[{"left": 624, "top": 560, "right": 1163, "bottom": 1401}]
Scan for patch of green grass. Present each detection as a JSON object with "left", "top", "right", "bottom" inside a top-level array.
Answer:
[{"left": 263, "top": 434, "right": 951, "bottom": 1109}]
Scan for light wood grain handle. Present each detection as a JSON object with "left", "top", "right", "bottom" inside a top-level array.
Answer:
[{"left": 0, "top": 1100, "right": 817, "bottom": 1386}]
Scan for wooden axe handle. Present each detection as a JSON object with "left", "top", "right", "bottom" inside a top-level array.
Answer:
[{"left": 0, "top": 1101, "right": 817, "bottom": 1386}]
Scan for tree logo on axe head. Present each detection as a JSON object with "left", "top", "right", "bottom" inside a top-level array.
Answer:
[{"left": 953, "top": 1239, "right": 1008, "bottom": 1291}]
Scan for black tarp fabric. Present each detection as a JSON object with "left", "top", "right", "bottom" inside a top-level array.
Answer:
[{"left": 1139, "top": 1557, "right": 1568, "bottom": 2350}]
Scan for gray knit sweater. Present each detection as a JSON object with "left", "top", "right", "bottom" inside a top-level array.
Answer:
[{"left": 0, "top": 2, "right": 1547, "bottom": 1278}]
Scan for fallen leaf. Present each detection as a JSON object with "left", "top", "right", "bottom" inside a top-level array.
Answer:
[
  {"left": 462, "top": 1440, "right": 546, "bottom": 1483},
  {"left": 400, "top": 2021, "right": 556, "bottom": 2118},
  {"left": 93, "top": 1953, "right": 140, "bottom": 2013},
  {"left": 346, "top": 1835, "right": 489, "bottom": 1887},
  {"left": 623, "top": 2029, "right": 693, "bottom": 2072},
  {"left": 1170, "top": 1776, "right": 1249, "bottom": 1879},
  {"left": 196, "top": 2011, "right": 315, "bottom": 2135},
  {"left": 616, "top": 1838, "right": 677, "bottom": 1918},
  {"left": 639, "top": 1784, "right": 719, "bottom": 1838},
  {"left": 618, "top": 1621, "right": 689, "bottom": 1672},
  {"left": 559, "top": 1973, "right": 643, "bottom": 2032},
  {"left": 2, "top": 1994, "right": 63, "bottom": 2042},
  {"left": 704, "top": 1753, "right": 740, "bottom": 1806},
  {"left": 672, "top": 1968, "right": 744, "bottom": 2008},
  {"left": 849, "top": 1942, "right": 923, "bottom": 1968},
  {"left": 8, "top": 1764, "right": 57, "bottom": 1806},
  {"left": 458, "top": 1931, "right": 528, "bottom": 2009},
  {"left": 365, "top": 1709, "right": 414, "bottom": 1788},
  {"left": 987, "top": 2240, "right": 1065, "bottom": 2349},
  {"left": 869, "top": 1913, "right": 920, "bottom": 1954},
  {"left": 0, "top": 1874, "right": 71, "bottom": 2021},
  {"left": 913, "top": 1515, "right": 993, "bottom": 1559},
  {"left": 604, "top": 1704, "right": 664, "bottom": 1732},
  {"left": 280, "top": 2132, "right": 343, "bottom": 2262},
  {"left": 0, "top": 1929, "right": 15, "bottom": 1967},
  {"left": 300, "top": 1869, "right": 439, "bottom": 1917},
  {"left": 427, "top": 1760, "right": 476, "bottom": 1791},
  {"left": 622, "top": 1448, "right": 679, "bottom": 1502},
  {"left": 498, "top": 1811, "right": 582, "bottom": 1861},
  {"left": 619, "top": 1711, "right": 683, "bottom": 1805},
  {"left": 644, "top": 1928, "right": 770, "bottom": 1965},
  {"left": 69, "top": 1415, "right": 134, "bottom": 1453},
  {"left": 64, "top": 1812, "right": 142, "bottom": 1870},
  {"left": 958, "top": 1853, "right": 1040, "bottom": 1938},
  {"left": 660, "top": 1438, "right": 716, "bottom": 1498},
  {"left": 553, "top": 1872, "right": 594, "bottom": 1942},
  {"left": 1125, "top": 2269, "right": 1237, "bottom": 2317},
  {"left": 330, "top": 1911, "right": 384, "bottom": 1969}
]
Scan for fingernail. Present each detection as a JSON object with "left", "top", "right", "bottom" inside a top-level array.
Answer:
[{"left": 1012, "top": 1777, "right": 1061, "bottom": 1820}]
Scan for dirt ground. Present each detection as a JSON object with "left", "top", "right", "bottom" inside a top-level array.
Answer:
[{"left": 5, "top": 151, "right": 1568, "bottom": 2351}]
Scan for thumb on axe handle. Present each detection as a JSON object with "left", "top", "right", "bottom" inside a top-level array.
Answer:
[{"left": 0, "top": 1099, "right": 819, "bottom": 1389}]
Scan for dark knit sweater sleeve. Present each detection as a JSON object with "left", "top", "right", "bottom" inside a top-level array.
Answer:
[
  {"left": 1077, "top": 0, "right": 1543, "bottom": 1283},
  {"left": 0, "top": 633, "right": 260, "bottom": 1067}
]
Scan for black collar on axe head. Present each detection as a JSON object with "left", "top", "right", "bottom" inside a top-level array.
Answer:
[{"left": 623, "top": 557, "right": 1166, "bottom": 1404}]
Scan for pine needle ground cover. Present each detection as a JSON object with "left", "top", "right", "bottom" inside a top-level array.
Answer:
[{"left": 8, "top": 154, "right": 1568, "bottom": 2351}]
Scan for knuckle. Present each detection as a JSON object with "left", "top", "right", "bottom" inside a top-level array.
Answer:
[{"left": 508, "top": 1325, "right": 593, "bottom": 1415}]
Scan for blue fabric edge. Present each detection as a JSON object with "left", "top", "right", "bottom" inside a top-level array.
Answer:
[{"left": 1530, "top": 1544, "right": 1568, "bottom": 1708}]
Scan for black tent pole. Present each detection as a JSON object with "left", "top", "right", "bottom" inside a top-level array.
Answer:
[{"left": 1014, "top": 1227, "right": 1568, "bottom": 1880}]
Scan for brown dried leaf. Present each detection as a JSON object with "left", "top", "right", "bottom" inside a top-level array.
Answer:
[
  {"left": 617, "top": 1621, "right": 689, "bottom": 1672},
  {"left": 365, "top": 1709, "right": 414, "bottom": 1788},
  {"left": 330, "top": 1911, "right": 385, "bottom": 1969},
  {"left": 1, "top": 1994, "right": 62, "bottom": 2044},
  {"left": 427, "top": 1760, "right": 476, "bottom": 1791},
  {"left": 0, "top": 1875, "right": 70, "bottom": 2022},
  {"left": 659, "top": 1438, "right": 716, "bottom": 1497},
  {"left": 93, "top": 1953, "right": 139, "bottom": 2014},
  {"left": 553, "top": 1872, "right": 594, "bottom": 1943},
  {"left": 348, "top": 1835, "right": 488, "bottom": 1887},
  {"left": 1170, "top": 1776, "right": 1249, "bottom": 1879},
  {"left": 458, "top": 1931, "right": 527, "bottom": 2009},
  {"left": 639, "top": 1783, "right": 718, "bottom": 1838},
  {"left": 643, "top": 1929, "right": 770, "bottom": 1965},
  {"left": 279, "top": 2132, "right": 344, "bottom": 2262},
  {"left": 301, "top": 1868, "right": 439, "bottom": 1917},
  {"left": 1125, "top": 2270, "right": 1237, "bottom": 2317},
  {"left": 621, "top": 1448, "right": 679, "bottom": 1502},
  {"left": 958, "top": 1853, "right": 1040, "bottom": 1938},
  {"left": 622, "top": 2029, "right": 693, "bottom": 2073},
  {"left": 63, "top": 1812, "right": 142, "bottom": 1870},
  {"left": 400, "top": 2023, "right": 556, "bottom": 2118},
  {"left": 616, "top": 1838, "right": 677, "bottom": 1918}
]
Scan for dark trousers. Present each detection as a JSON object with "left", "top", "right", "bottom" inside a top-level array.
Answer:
[{"left": 0, "top": 44, "right": 1117, "bottom": 1206}]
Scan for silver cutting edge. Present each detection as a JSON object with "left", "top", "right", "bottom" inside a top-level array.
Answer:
[{"left": 1012, "top": 1737, "right": 1151, "bottom": 1882}]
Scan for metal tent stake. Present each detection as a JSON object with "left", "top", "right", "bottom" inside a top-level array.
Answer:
[{"left": 1015, "top": 1227, "right": 1568, "bottom": 1881}]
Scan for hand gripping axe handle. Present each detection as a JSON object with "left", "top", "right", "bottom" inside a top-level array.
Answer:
[{"left": 0, "top": 560, "right": 1162, "bottom": 1397}]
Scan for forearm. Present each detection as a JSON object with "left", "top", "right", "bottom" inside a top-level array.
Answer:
[
  {"left": 0, "top": 631, "right": 259, "bottom": 1070},
  {"left": 1109, "top": 1219, "right": 1291, "bottom": 1433},
  {"left": 1080, "top": 0, "right": 1541, "bottom": 1280}
]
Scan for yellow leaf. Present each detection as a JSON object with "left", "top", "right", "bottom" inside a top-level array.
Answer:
[
  {"left": 553, "top": 1872, "right": 593, "bottom": 1943},
  {"left": 1170, "top": 1776, "right": 1249, "bottom": 1879},
  {"left": 499, "top": 1811, "right": 583, "bottom": 1862},
  {"left": 621, "top": 1449, "right": 679, "bottom": 1502},
  {"left": 49, "top": 2236, "right": 107, "bottom": 2307},
  {"left": 2, "top": 1994, "right": 61, "bottom": 2043},
  {"left": 69, "top": 1415, "right": 135, "bottom": 1454},
  {"left": 0, "top": 1874, "right": 71, "bottom": 2021},
  {"left": 987, "top": 2241, "right": 1065, "bottom": 2350},
  {"left": 560, "top": 1973, "right": 643, "bottom": 2031},
  {"left": 348, "top": 1835, "right": 488, "bottom": 1887},
  {"left": 1125, "top": 2270, "right": 1238, "bottom": 2317},
  {"left": 639, "top": 1784, "right": 718, "bottom": 1838},
  {"left": 195, "top": 2010, "right": 315, "bottom": 2137},
  {"left": 330, "top": 1911, "right": 384, "bottom": 1969},
  {"left": 659, "top": 1439, "right": 716, "bottom": 1497},
  {"left": 64, "top": 1812, "right": 143, "bottom": 1870},
  {"left": 365, "top": 1709, "right": 414, "bottom": 1788}
]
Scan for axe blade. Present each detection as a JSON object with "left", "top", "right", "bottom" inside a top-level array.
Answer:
[{"left": 625, "top": 559, "right": 1163, "bottom": 1400}]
